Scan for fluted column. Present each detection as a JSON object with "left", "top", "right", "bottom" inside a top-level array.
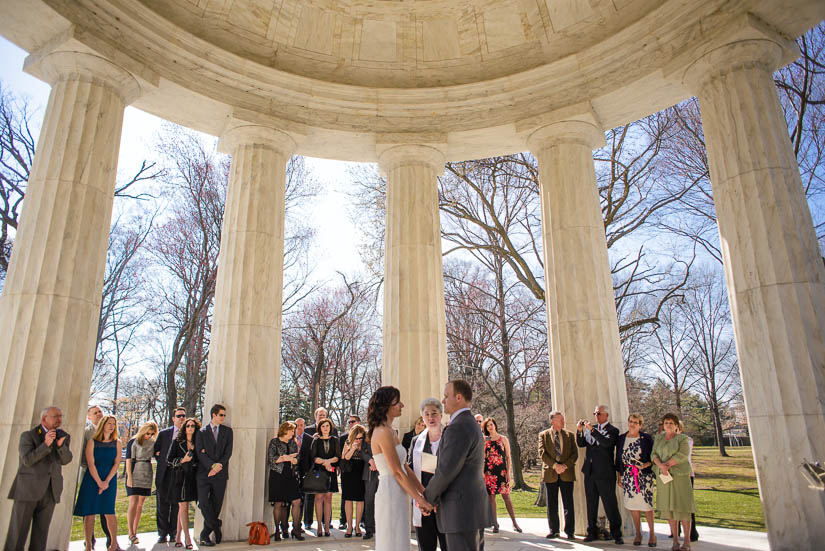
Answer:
[
  {"left": 683, "top": 38, "right": 825, "bottom": 549},
  {"left": 528, "top": 118, "right": 630, "bottom": 536},
  {"left": 202, "top": 124, "right": 294, "bottom": 541},
  {"left": 0, "top": 50, "right": 140, "bottom": 549},
  {"left": 378, "top": 145, "right": 449, "bottom": 430}
]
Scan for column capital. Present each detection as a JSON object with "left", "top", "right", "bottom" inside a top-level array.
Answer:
[
  {"left": 377, "top": 144, "right": 446, "bottom": 177},
  {"left": 527, "top": 118, "right": 605, "bottom": 153},
  {"left": 218, "top": 123, "right": 297, "bottom": 157},
  {"left": 25, "top": 50, "right": 142, "bottom": 104},
  {"left": 673, "top": 13, "right": 799, "bottom": 93}
]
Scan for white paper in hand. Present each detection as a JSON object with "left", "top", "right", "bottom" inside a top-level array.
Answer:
[
  {"left": 659, "top": 472, "right": 673, "bottom": 484},
  {"left": 421, "top": 452, "right": 438, "bottom": 473}
]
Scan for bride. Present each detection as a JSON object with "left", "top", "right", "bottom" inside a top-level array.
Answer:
[{"left": 368, "top": 386, "right": 434, "bottom": 550}]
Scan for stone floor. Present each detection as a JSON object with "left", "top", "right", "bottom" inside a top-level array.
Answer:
[{"left": 69, "top": 518, "right": 768, "bottom": 551}]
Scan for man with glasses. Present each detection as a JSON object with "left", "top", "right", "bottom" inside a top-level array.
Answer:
[
  {"left": 154, "top": 407, "right": 186, "bottom": 543},
  {"left": 576, "top": 404, "right": 623, "bottom": 544},
  {"left": 196, "top": 404, "right": 234, "bottom": 546}
]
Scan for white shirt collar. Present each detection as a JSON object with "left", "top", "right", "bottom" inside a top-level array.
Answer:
[{"left": 449, "top": 407, "right": 471, "bottom": 423}]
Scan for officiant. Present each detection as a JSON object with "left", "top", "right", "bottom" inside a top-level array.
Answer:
[{"left": 407, "top": 398, "right": 449, "bottom": 551}]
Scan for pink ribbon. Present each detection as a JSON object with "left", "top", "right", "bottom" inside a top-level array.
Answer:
[{"left": 630, "top": 465, "right": 641, "bottom": 494}]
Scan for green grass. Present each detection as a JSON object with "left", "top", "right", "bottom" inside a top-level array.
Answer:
[
  {"left": 492, "top": 446, "right": 765, "bottom": 531},
  {"left": 71, "top": 446, "right": 765, "bottom": 540}
]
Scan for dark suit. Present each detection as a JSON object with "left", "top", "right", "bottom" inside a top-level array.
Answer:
[
  {"left": 577, "top": 422, "right": 622, "bottom": 539},
  {"left": 424, "top": 410, "right": 492, "bottom": 551},
  {"left": 408, "top": 432, "right": 448, "bottom": 551},
  {"left": 6, "top": 425, "right": 73, "bottom": 551},
  {"left": 196, "top": 424, "right": 233, "bottom": 542},
  {"left": 360, "top": 439, "right": 378, "bottom": 537},
  {"left": 539, "top": 428, "right": 577, "bottom": 537},
  {"left": 153, "top": 426, "right": 179, "bottom": 539}
]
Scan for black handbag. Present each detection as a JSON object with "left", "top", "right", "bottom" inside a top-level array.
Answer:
[{"left": 301, "top": 467, "right": 331, "bottom": 494}]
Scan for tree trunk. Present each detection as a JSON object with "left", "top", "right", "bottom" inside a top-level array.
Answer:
[
  {"left": 534, "top": 479, "right": 547, "bottom": 507},
  {"left": 712, "top": 403, "right": 729, "bottom": 457}
]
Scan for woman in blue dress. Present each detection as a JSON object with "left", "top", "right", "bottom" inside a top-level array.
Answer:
[{"left": 74, "top": 415, "right": 123, "bottom": 551}]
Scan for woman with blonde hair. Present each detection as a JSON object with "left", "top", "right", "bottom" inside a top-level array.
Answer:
[
  {"left": 125, "top": 421, "right": 158, "bottom": 544},
  {"left": 74, "top": 415, "right": 122, "bottom": 551},
  {"left": 340, "top": 424, "right": 367, "bottom": 537}
]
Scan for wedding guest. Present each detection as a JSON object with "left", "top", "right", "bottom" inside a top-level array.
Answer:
[
  {"left": 676, "top": 421, "right": 699, "bottom": 543},
  {"left": 652, "top": 413, "right": 695, "bottom": 551},
  {"left": 538, "top": 410, "right": 577, "bottom": 540},
  {"left": 407, "top": 398, "right": 448, "bottom": 551},
  {"left": 80, "top": 405, "right": 110, "bottom": 549},
  {"left": 302, "top": 408, "right": 337, "bottom": 530},
  {"left": 6, "top": 406, "right": 72, "bottom": 551},
  {"left": 338, "top": 414, "right": 360, "bottom": 529},
  {"left": 167, "top": 418, "right": 201, "bottom": 549},
  {"left": 401, "top": 416, "right": 425, "bottom": 451},
  {"left": 125, "top": 421, "right": 158, "bottom": 545},
  {"left": 615, "top": 414, "right": 656, "bottom": 547},
  {"left": 74, "top": 415, "right": 122, "bottom": 551},
  {"left": 360, "top": 436, "right": 378, "bottom": 540},
  {"left": 474, "top": 414, "right": 484, "bottom": 427},
  {"left": 196, "top": 404, "right": 233, "bottom": 547},
  {"left": 268, "top": 421, "right": 303, "bottom": 541},
  {"left": 291, "top": 418, "right": 308, "bottom": 534},
  {"left": 309, "top": 418, "right": 339, "bottom": 536},
  {"left": 482, "top": 417, "right": 521, "bottom": 533},
  {"left": 155, "top": 407, "right": 185, "bottom": 543},
  {"left": 576, "top": 404, "right": 623, "bottom": 544},
  {"left": 340, "top": 424, "right": 367, "bottom": 537}
]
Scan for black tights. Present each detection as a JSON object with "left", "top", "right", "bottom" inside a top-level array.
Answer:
[{"left": 273, "top": 499, "right": 301, "bottom": 536}]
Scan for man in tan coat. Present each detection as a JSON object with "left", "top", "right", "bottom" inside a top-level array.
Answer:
[{"left": 539, "top": 410, "right": 577, "bottom": 540}]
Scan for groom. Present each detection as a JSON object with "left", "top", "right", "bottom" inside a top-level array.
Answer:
[{"left": 422, "top": 379, "right": 492, "bottom": 551}]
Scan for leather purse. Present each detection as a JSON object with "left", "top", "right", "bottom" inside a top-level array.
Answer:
[{"left": 301, "top": 467, "right": 331, "bottom": 494}]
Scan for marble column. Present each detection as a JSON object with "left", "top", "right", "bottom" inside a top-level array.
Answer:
[
  {"left": 683, "top": 38, "right": 825, "bottom": 549},
  {"left": 528, "top": 118, "right": 630, "bottom": 536},
  {"left": 0, "top": 50, "right": 139, "bottom": 549},
  {"left": 378, "top": 145, "right": 449, "bottom": 430},
  {"left": 202, "top": 124, "right": 294, "bottom": 541}
]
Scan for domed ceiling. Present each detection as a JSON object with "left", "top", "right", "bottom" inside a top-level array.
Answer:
[{"left": 138, "top": 0, "right": 658, "bottom": 88}]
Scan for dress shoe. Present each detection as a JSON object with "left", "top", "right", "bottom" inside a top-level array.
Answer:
[
  {"left": 199, "top": 540, "right": 215, "bottom": 547},
  {"left": 214, "top": 528, "right": 222, "bottom": 544},
  {"left": 157, "top": 537, "right": 167, "bottom": 544},
  {"left": 566, "top": 534, "right": 576, "bottom": 541},
  {"left": 616, "top": 537, "right": 625, "bottom": 545},
  {"left": 583, "top": 535, "right": 597, "bottom": 542},
  {"left": 546, "top": 532, "right": 559, "bottom": 539},
  {"left": 363, "top": 533, "right": 373, "bottom": 540}
]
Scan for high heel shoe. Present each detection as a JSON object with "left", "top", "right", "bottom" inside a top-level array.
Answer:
[
  {"left": 492, "top": 526, "right": 499, "bottom": 534},
  {"left": 514, "top": 526, "right": 522, "bottom": 533},
  {"left": 292, "top": 529, "right": 305, "bottom": 541}
]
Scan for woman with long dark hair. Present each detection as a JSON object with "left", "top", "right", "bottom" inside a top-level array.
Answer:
[
  {"left": 309, "top": 418, "right": 339, "bottom": 536},
  {"left": 368, "top": 386, "right": 433, "bottom": 550},
  {"left": 167, "top": 417, "right": 201, "bottom": 548}
]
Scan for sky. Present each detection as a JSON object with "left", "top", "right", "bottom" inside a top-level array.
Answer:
[{"left": 0, "top": 36, "right": 367, "bottom": 284}]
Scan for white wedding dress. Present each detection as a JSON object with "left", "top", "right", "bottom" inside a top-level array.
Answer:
[{"left": 374, "top": 444, "right": 412, "bottom": 550}]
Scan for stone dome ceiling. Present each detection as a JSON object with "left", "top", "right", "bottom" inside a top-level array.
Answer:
[
  {"left": 137, "top": 0, "right": 660, "bottom": 88},
  {"left": 0, "top": 0, "right": 822, "bottom": 161}
]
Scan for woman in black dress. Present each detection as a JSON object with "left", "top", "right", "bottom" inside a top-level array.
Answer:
[
  {"left": 309, "top": 418, "right": 339, "bottom": 536},
  {"left": 167, "top": 417, "right": 201, "bottom": 549},
  {"left": 268, "top": 421, "right": 304, "bottom": 541},
  {"left": 340, "top": 424, "right": 367, "bottom": 537}
]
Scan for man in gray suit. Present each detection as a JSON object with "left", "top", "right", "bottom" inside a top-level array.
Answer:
[
  {"left": 5, "top": 406, "right": 73, "bottom": 551},
  {"left": 423, "top": 380, "right": 492, "bottom": 551}
]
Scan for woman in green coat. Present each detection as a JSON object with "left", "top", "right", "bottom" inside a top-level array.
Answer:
[{"left": 652, "top": 413, "right": 695, "bottom": 551}]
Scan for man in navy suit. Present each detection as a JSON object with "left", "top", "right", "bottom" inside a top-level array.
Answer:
[
  {"left": 576, "top": 404, "right": 623, "bottom": 544},
  {"left": 154, "top": 406, "right": 185, "bottom": 543},
  {"left": 196, "top": 404, "right": 233, "bottom": 546}
]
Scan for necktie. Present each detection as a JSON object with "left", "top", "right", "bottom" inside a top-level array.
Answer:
[
  {"left": 554, "top": 431, "right": 562, "bottom": 462},
  {"left": 213, "top": 425, "right": 219, "bottom": 442}
]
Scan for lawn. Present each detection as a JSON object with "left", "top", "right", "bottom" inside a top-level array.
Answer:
[{"left": 71, "top": 445, "right": 765, "bottom": 540}]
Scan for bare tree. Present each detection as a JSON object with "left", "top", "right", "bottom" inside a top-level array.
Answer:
[
  {"left": 646, "top": 299, "right": 698, "bottom": 414},
  {"left": 681, "top": 270, "right": 740, "bottom": 456}
]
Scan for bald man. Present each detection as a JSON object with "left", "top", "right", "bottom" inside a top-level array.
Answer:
[{"left": 6, "top": 407, "right": 73, "bottom": 551}]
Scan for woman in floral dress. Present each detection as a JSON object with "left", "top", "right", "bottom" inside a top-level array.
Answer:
[
  {"left": 482, "top": 418, "right": 522, "bottom": 533},
  {"left": 615, "top": 413, "right": 656, "bottom": 547}
]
